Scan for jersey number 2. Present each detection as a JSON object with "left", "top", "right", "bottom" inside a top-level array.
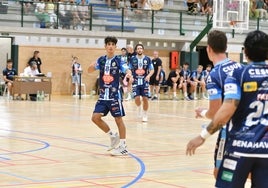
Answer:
[{"left": 245, "top": 101, "right": 268, "bottom": 126}]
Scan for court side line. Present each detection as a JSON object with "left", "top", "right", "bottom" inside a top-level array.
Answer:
[
  {"left": 0, "top": 128, "right": 145, "bottom": 188},
  {"left": 0, "top": 136, "right": 50, "bottom": 156}
]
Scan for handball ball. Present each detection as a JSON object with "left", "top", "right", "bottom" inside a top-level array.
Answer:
[{"left": 147, "top": 0, "right": 164, "bottom": 10}]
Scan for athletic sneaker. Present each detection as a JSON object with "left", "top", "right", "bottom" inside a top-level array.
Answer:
[
  {"left": 173, "top": 96, "right": 179, "bottom": 101},
  {"left": 107, "top": 132, "right": 119, "bottom": 151},
  {"left": 142, "top": 113, "right": 148, "bottom": 122},
  {"left": 111, "top": 145, "right": 128, "bottom": 156},
  {"left": 151, "top": 96, "right": 158, "bottom": 100},
  {"left": 188, "top": 95, "right": 194, "bottom": 100},
  {"left": 184, "top": 96, "right": 191, "bottom": 101}
]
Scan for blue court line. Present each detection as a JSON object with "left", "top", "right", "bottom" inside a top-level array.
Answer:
[
  {"left": 122, "top": 153, "right": 145, "bottom": 188},
  {"left": 0, "top": 136, "right": 50, "bottom": 155},
  {"left": 0, "top": 156, "right": 10, "bottom": 160},
  {"left": 0, "top": 171, "right": 37, "bottom": 182},
  {"left": 0, "top": 129, "right": 145, "bottom": 187}
]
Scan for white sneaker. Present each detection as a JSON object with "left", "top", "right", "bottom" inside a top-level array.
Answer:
[
  {"left": 142, "top": 113, "right": 148, "bottom": 122},
  {"left": 173, "top": 96, "right": 179, "bottom": 101},
  {"left": 111, "top": 145, "right": 128, "bottom": 156},
  {"left": 184, "top": 96, "right": 191, "bottom": 101},
  {"left": 107, "top": 133, "right": 119, "bottom": 151}
]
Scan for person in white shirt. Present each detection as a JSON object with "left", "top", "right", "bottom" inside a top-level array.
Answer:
[
  {"left": 24, "top": 61, "right": 39, "bottom": 77},
  {"left": 23, "top": 61, "right": 40, "bottom": 101}
]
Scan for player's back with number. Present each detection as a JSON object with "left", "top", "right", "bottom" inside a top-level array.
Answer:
[{"left": 225, "top": 62, "right": 268, "bottom": 155}]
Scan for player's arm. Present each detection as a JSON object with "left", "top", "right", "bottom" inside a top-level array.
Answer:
[
  {"left": 195, "top": 98, "right": 222, "bottom": 119},
  {"left": 171, "top": 72, "right": 180, "bottom": 83},
  {"left": 195, "top": 75, "right": 223, "bottom": 119},
  {"left": 186, "top": 98, "right": 238, "bottom": 156},
  {"left": 156, "top": 65, "right": 161, "bottom": 81},
  {"left": 88, "top": 61, "right": 98, "bottom": 73},
  {"left": 3, "top": 74, "right": 12, "bottom": 83},
  {"left": 145, "top": 62, "right": 154, "bottom": 82},
  {"left": 187, "top": 75, "right": 241, "bottom": 156},
  {"left": 125, "top": 69, "right": 133, "bottom": 85},
  {"left": 78, "top": 64, "right": 82, "bottom": 71},
  {"left": 145, "top": 68, "right": 154, "bottom": 82},
  {"left": 206, "top": 99, "right": 238, "bottom": 134},
  {"left": 192, "top": 74, "right": 200, "bottom": 83}
]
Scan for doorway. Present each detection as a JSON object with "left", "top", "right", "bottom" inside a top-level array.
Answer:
[
  {"left": 196, "top": 46, "right": 213, "bottom": 69},
  {"left": 0, "top": 37, "right": 12, "bottom": 72}
]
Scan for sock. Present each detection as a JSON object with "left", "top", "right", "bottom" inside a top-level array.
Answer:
[
  {"left": 184, "top": 92, "right": 187, "bottom": 97},
  {"left": 120, "top": 139, "right": 126, "bottom": 146},
  {"left": 173, "top": 92, "right": 176, "bottom": 97},
  {"left": 143, "top": 110, "right": 147, "bottom": 115}
]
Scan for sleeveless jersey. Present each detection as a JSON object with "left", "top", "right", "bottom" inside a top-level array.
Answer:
[
  {"left": 190, "top": 70, "right": 202, "bottom": 81},
  {"left": 95, "top": 55, "right": 128, "bottom": 100},
  {"left": 129, "top": 55, "right": 153, "bottom": 86},
  {"left": 206, "top": 58, "right": 244, "bottom": 100},
  {"left": 224, "top": 61, "right": 268, "bottom": 157}
]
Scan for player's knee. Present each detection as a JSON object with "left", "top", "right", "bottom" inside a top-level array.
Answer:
[{"left": 91, "top": 113, "right": 101, "bottom": 123}]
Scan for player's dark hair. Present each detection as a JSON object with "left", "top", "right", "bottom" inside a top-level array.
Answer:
[
  {"left": 34, "top": 50, "right": 39, "bottom": 55},
  {"left": 207, "top": 30, "right": 227, "bottom": 53},
  {"left": 244, "top": 30, "right": 268, "bottom": 62},
  {"left": 6, "top": 59, "right": 13, "bottom": 64},
  {"left": 135, "top": 43, "right": 144, "bottom": 51},
  {"left": 104, "top": 36, "right": 118, "bottom": 45}
]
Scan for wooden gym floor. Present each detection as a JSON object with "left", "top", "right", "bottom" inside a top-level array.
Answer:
[{"left": 0, "top": 95, "right": 251, "bottom": 188}]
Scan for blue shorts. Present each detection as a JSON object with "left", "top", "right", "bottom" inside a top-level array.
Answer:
[
  {"left": 132, "top": 82, "right": 149, "bottom": 98},
  {"left": 93, "top": 99, "right": 125, "bottom": 117},
  {"left": 216, "top": 153, "right": 268, "bottom": 188}
]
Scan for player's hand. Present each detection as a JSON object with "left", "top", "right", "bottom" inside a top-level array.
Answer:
[
  {"left": 195, "top": 107, "right": 206, "bottom": 118},
  {"left": 145, "top": 75, "right": 150, "bottom": 82},
  {"left": 186, "top": 136, "right": 205, "bottom": 156},
  {"left": 125, "top": 73, "right": 131, "bottom": 78}
]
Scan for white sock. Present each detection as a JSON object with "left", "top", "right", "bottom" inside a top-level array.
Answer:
[
  {"left": 120, "top": 139, "right": 126, "bottom": 146},
  {"left": 173, "top": 92, "right": 176, "bottom": 97},
  {"left": 143, "top": 110, "right": 147, "bottom": 115}
]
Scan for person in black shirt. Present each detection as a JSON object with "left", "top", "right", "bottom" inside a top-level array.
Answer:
[
  {"left": 28, "top": 50, "right": 42, "bottom": 73},
  {"left": 2, "top": 59, "right": 18, "bottom": 98},
  {"left": 149, "top": 51, "right": 162, "bottom": 100},
  {"left": 166, "top": 66, "right": 186, "bottom": 100}
]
